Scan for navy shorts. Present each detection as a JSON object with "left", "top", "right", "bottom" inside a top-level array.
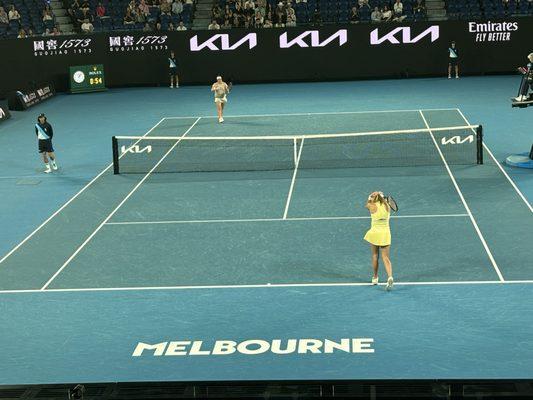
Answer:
[
  {"left": 38, "top": 139, "right": 54, "bottom": 153},
  {"left": 169, "top": 67, "right": 178, "bottom": 76},
  {"left": 449, "top": 58, "right": 458, "bottom": 66}
]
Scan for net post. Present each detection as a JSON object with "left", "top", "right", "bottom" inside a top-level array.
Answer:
[
  {"left": 112, "top": 136, "right": 119, "bottom": 174},
  {"left": 476, "top": 125, "right": 483, "bottom": 165}
]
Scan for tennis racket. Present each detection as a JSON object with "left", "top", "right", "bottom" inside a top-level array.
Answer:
[{"left": 385, "top": 195, "right": 398, "bottom": 212}]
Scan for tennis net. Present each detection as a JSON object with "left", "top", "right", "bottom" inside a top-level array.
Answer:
[{"left": 112, "top": 125, "right": 483, "bottom": 174}]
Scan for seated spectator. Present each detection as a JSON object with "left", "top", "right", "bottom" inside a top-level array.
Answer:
[
  {"left": 43, "top": 9, "right": 54, "bottom": 21},
  {"left": 27, "top": 28, "right": 34, "bottom": 36},
  {"left": 17, "top": 28, "right": 26, "bottom": 38},
  {"left": 414, "top": 0, "right": 426, "bottom": 18},
  {"left": 155, "top": 21, "right": 162, "bottom": 31},
  {"left": 286, "top": 7, "right": 296, "bottom": 26},
  {"left": 244, "top": 0, "right": 255, "bottom": 9},
  {"left": 96, "top": 3, "right": 109, "bottom": 18},
  {"left": 160, "top": 0, "right": 171, "bottom": 14},
  {"left": 77, "top": 9, "right": 93, "bottom": 25},
  {"left": 176, "top": 20, "right": 187, "bottom": 29},
  {"left": 68, "top": 0, "right": 80, "bottom": 18},
  {"left": 80, "top": 0, "right": 90, "bottom": 12},
  {"left": 349, "top": 6, "right": 359, "bottom": 23},
  {"left": 371, "top": 6, "right": 381, "bottom": 22},
  {"left": 135, "top": 7, "right": 146, "bottom": 22},
  {"left": 381, "top": 4, "right": 392, "bottom": 20},
  {"left": 256, "top": 0, "right": 266, "bottom": 16},
  {"left": 184, "top": 0, "right": 193, "bottom": 5},
  {"left": 139, "top": 0, "right": 150, "bottom": 15},
  {"left": 143, "top": 22, "right": 152, "bottom": 30},
  {"left": 311, "top": 6, "right": 320, "bottom": 26},
  {"left": 232, "top": 12, "right": 240, "bottom": 27},
  {"left": 8, "top": 5, "right": 21, "bottom": 22},
  {"left": 358, "top": 0, "right": 368, "bottom": 7},
  {"left": 124, "top": 9, "right": 135, "bottom": 24},
  {"left": 81, "top": 18, "right": 94, "bottom": 32},
  {"left": 127, "top": 0, "right": 136, "bottom": 12},
  {"left": 167, "top": 22, "right": 175, "bottom": 30},
  {"left": 244, "top": 14, "right": 253, "bottom": 27},
  {"left": 263, "top": 17, "right": 272, "bottom": 26},
  {"left": 212, "top": 4, "right": 223, "bottom": 22},
  {"left": 43, "top": 27, "right": 51, "bottom": 35},
  {"left": 0, "top": 7, "right": 9, "bottom": 26},
  {"left": 393, "top": 0, "right": 405, "bottom": 20},
  {"left": 222, "top": 17, "right": 232, "bottom": 28},
  {"left": 254, "top": 9, "right": 263, "bottom": 26},
  {"left": 244, "top": 2, "right": 255, "bottom": 17},
  {"left": 172, "top": 0, "right": 183, "bottom": 14},
  {"left": 52, "top": 26, "right": 62, "bottom": 35},
  {"left": 274, "top": 1, "right": 286, "bottom": 26},
  {"left": 208, "top": 19, "right": 220, "bottom": 29}
]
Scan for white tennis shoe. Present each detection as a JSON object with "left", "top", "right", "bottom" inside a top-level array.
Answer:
[
  {"left": 386, "top": 277, "right": 394, "bottom": 291},
  {"left": 44, "top": 165, "right": 52, "bottom": 174},
  {"left": 371, "top": 276, "right": 378, "bottom": 285},
  {"left": 51, "top": 160, "right": 58, "bottom": 170}
]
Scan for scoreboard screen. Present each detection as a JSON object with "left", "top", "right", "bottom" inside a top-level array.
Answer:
[{"left": 69, "top": 64, "right": 106, "bottom": 93}]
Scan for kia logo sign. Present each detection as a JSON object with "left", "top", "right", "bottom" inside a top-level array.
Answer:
[
  {"left": 190, "top": 33, "right": 257, "bottom": 51},
  {"left": 279, "top": 30, "right": 347, "bottom": 48},
  {"left": 370, "top": 26, "right": 440, "bottom": 45}
]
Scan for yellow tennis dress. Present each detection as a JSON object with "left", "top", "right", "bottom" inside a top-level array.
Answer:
[{"left": 363, "top": 203, "right": 391, "bottom": 246}]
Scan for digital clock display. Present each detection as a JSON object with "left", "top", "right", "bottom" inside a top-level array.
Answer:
[{"left": 69, "top": 64, "right": 106, "bottom": 93}]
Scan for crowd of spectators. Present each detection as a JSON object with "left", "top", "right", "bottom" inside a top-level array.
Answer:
[
  {"left": 66, "top": 0, "right": 195, "bottom": 32},
  {"left": 209, "top": 0, "right": 297, "bottom": 29},
  {"left": 209, "top": 0, "right": 426, "bottom": 27},
  {"left": 0, "top": 1, "right": 61, "bottom": 38},
  {"left": 446, "top": 0, "right": 533, "bottom": 19},
  {"left": 2, "top": 0, "right": 533, "bottom": 38}
]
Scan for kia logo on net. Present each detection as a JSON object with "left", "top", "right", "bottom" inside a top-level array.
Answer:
[
  {"left": 279, "top": 29, "right": 348, "bottom": 48},
  {"left": 190, "top": 33, "right": 257, "bottom": 51},
  {"left": 370, "top": 26, "right": 440, "bottom": 45}
]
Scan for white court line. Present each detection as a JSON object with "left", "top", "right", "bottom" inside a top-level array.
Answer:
[
  {"left": 105, "top": 214, "right": 469, "bottom": 226},
  {"left": 39, "top": 117, "right": 202, "bottom": 291},
  {"left": 2, "top": 280, "right": 533, "bottom": 294},
  {"left": 455, "top": 108, "right": 533, "bottom": 213},
  {"left": 162, "top": 108, "right": 460, "bottom": 120},
  {"left": 419, "top": 110, "right": 505, "bottom": 282},
  {"left": 283, "top": 138, "right": 304, "bottom": 219},
  {"left": 0, "top": 118, "right": 167, "bottom": 267}
]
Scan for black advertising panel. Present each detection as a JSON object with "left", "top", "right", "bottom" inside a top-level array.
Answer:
[
  {"left": 0, "top": 19, "right": 531, "bottom": 92},
  {"left": 7, "top": 83, "right": 56, "bottom": 110}
]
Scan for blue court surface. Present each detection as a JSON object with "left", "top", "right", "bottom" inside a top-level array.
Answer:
[{"left": 0, "top": 76, "right": 532, "bottom": 385}]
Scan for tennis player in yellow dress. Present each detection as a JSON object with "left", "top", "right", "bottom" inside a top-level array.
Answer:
[{"left": 364, "top": 191, "right": 394, "bottom": 290}]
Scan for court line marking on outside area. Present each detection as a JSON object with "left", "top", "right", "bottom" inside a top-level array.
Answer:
[
  {"left": 0, "top": 118, "right": 167, "bottom": 267},
  {"left": 105, "top": 214, "right": 470, "bottom": 226},
  {"left": 162, "top": 108, "right": 461, "bottom": 120},
  {"left": 456, "top": 108, "right": 533, "bottom": 213},
  {"left": 39, "top": 117, "right": 203, "bottom": 291},
  {"left": 419, "top": 110, "right": 504, "bottom": 282},
  {"left": 1, "top": 280, "right": 533, "bottom": 294}
]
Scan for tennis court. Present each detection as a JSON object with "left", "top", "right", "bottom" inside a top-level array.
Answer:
[{"left": 0, "top": 105, "right": 532, "bottom": 384}]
